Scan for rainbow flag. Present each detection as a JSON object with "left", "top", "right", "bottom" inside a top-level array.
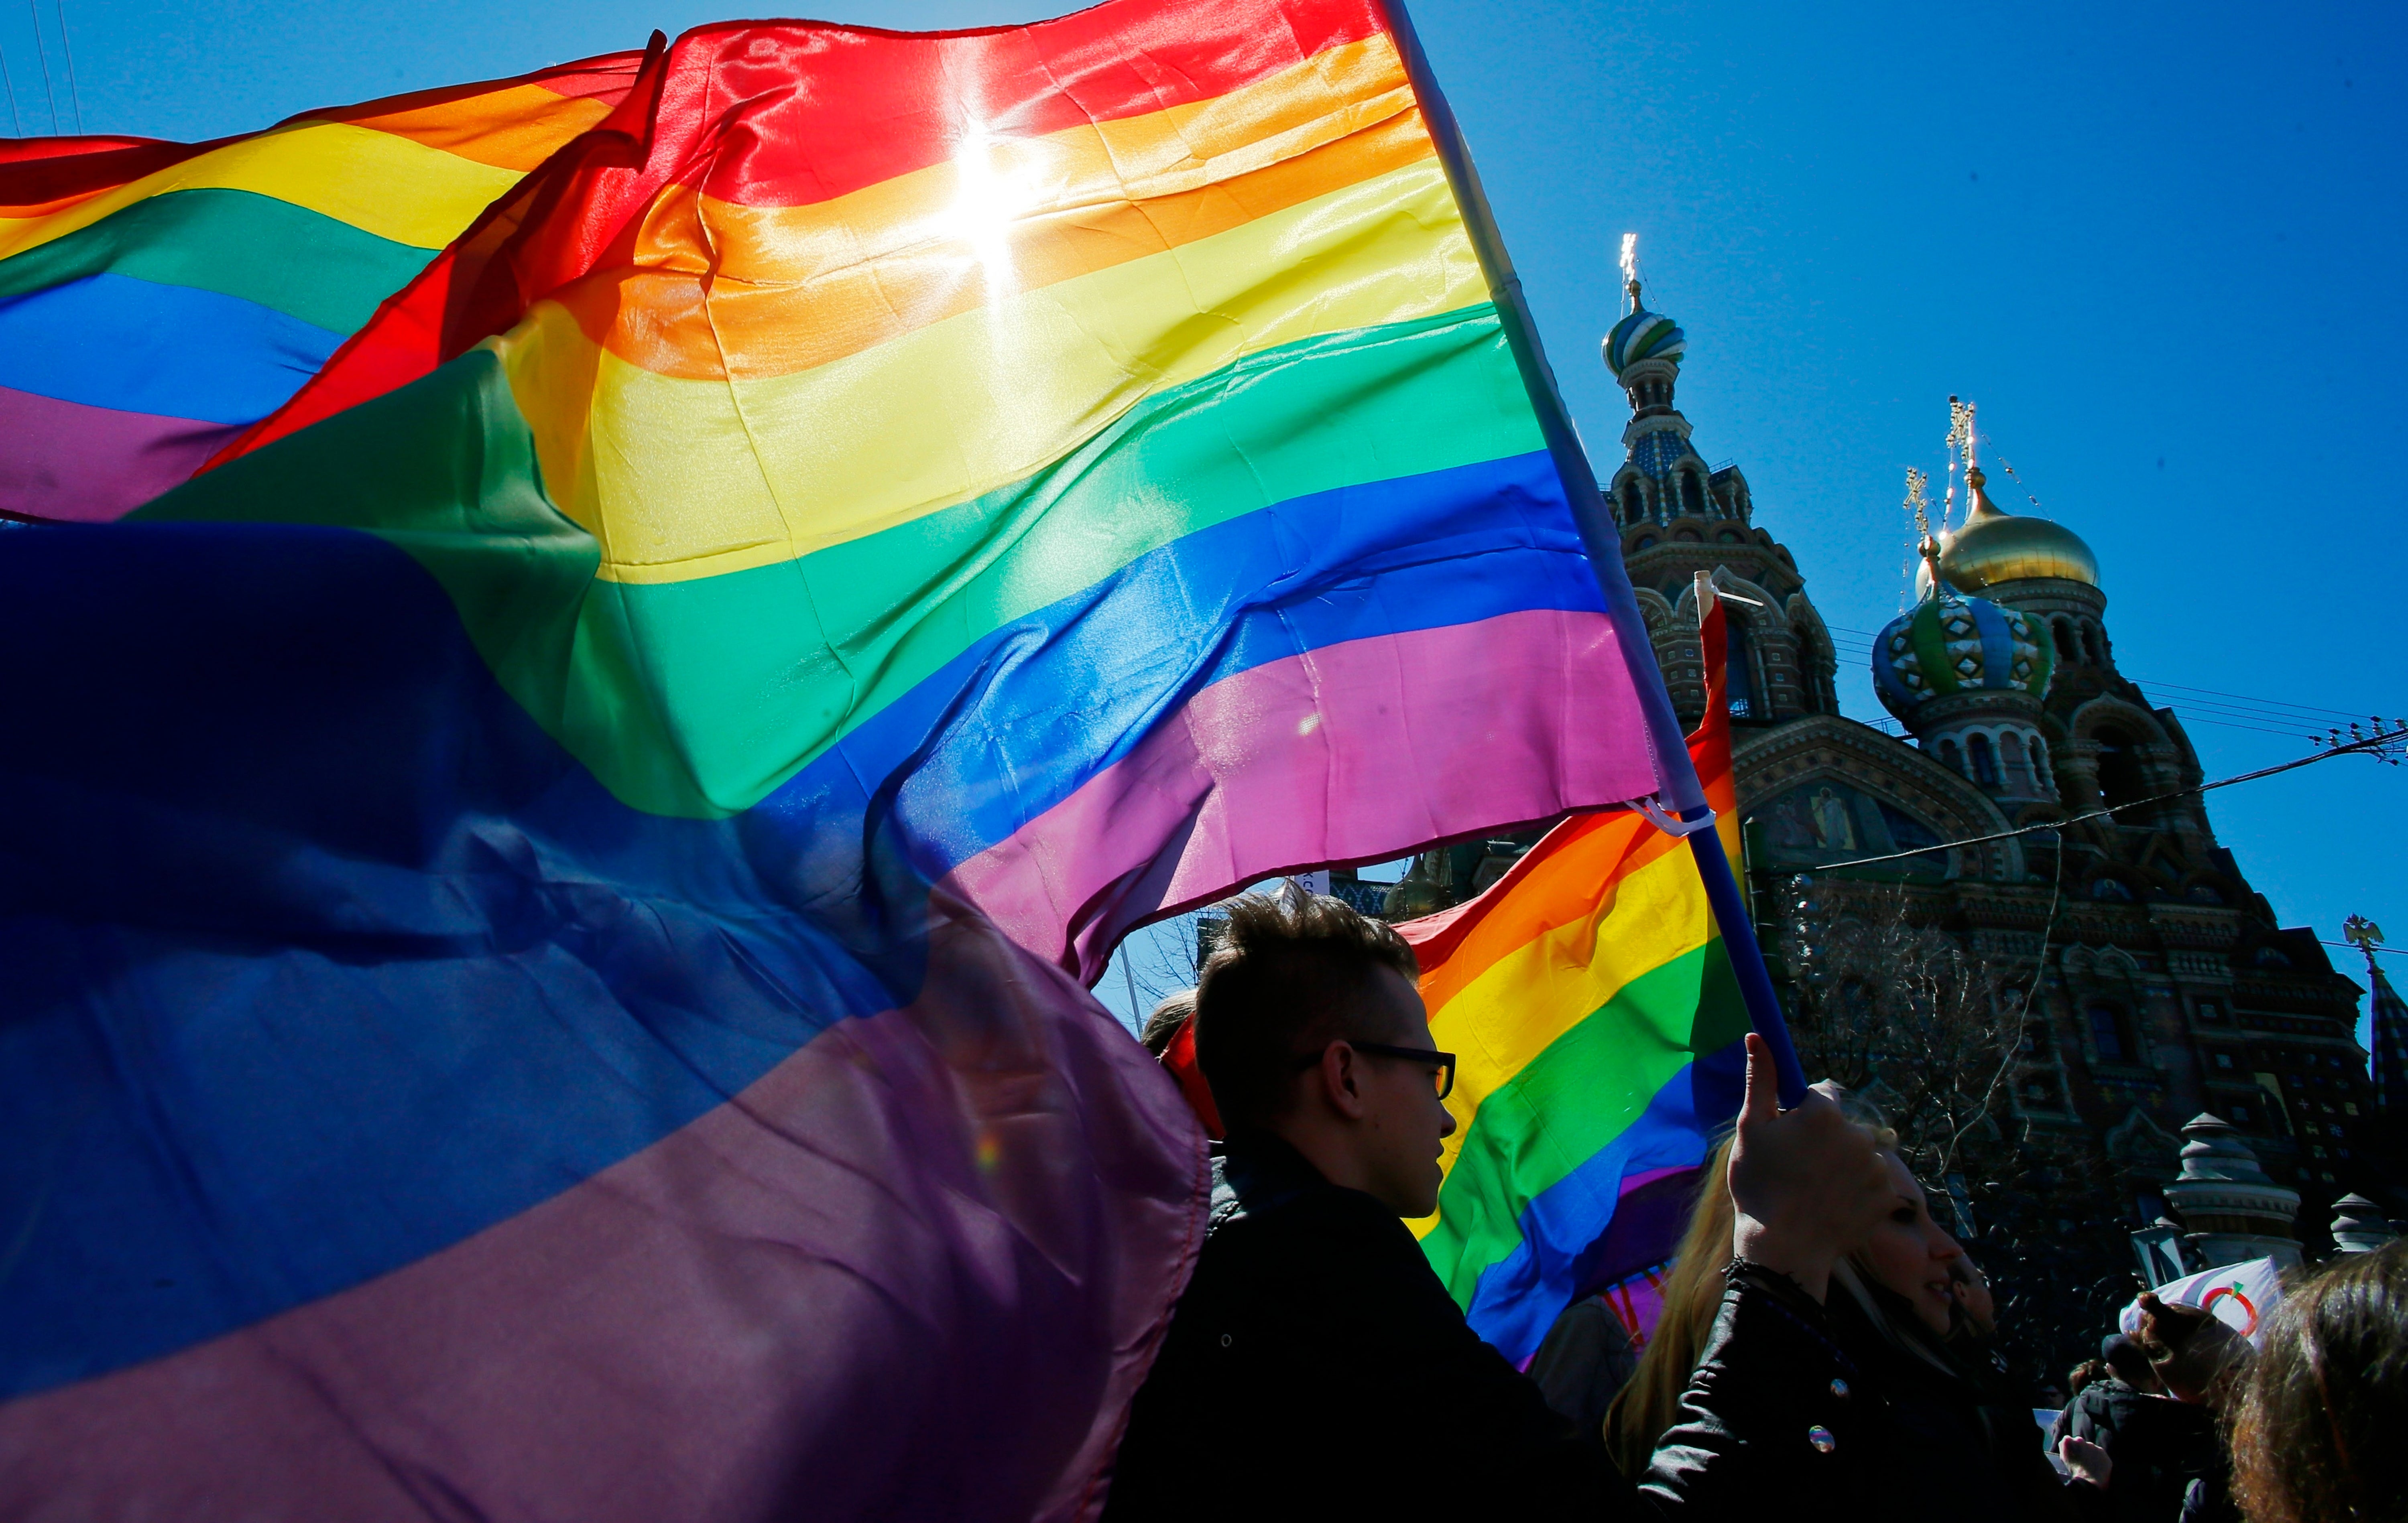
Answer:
[
  {"left": 0, "top": 3, "right": 1682, "bottom": 1516},
  {"left": 0, "top": 51, "right": 643, "bottom": 523},
  {"left": 1399, "top": 591, "right": 1749, "bottom": 1365}
]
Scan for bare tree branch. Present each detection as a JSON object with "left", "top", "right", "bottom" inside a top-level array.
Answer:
[{"left": 1781, "top": 879, "right": 2024, "bottom": 1180}]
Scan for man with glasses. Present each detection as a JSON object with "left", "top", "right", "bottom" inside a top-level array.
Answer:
[{"left": 1105, "top": 884, "right": 1895, "bottom": 1520}]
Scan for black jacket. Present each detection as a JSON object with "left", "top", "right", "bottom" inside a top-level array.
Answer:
[
  {"left": 2057, "top": 1379, "right": 2213, "bottom": 1523},
  {"left": 1819, "top": 1287, "right": 2107, "bottom": 1523},
  {"left": 1104, "top": 1131, "right": 1865, "bottom": 1521}
]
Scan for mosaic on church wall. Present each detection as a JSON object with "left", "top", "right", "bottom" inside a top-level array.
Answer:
[{"left": 1753, "top": 779, "right": 1948, "bottom": 875}]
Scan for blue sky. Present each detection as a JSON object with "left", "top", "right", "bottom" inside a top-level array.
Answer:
[{"left": 12, "top": 0, "right": 2402, "bottom": 1042}]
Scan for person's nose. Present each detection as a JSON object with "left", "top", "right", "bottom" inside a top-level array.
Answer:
[{"left": 1436, "top": 1099, "right": 1458, "bottom": 1138}]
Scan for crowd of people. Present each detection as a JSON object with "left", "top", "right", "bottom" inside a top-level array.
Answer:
[{"left": 1106, "top": 884, "right": 2407, "bottom": 1521}]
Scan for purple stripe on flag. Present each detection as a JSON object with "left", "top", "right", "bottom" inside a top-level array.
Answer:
[
  {"left": 1617, "top": 1164, "right": 1694, "bottom": 1198},
  {"left": 0, "top": 915, "right": 1208, "bottom": 1523},
  {"left": 945, "top": 609, "right": 1658, "bottom": 983},
  {"left": 0, "top": 385, "right": 236, "bottom": 523}
]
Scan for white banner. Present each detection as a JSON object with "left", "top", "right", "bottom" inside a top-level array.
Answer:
[{"left": 2118, "top": 1256, "right": 2284, "bottom": 1346}]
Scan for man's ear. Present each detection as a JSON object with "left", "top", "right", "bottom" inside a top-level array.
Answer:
[{"left": 1317, "top": 1042, "right": 1369, "bottom": 1121}]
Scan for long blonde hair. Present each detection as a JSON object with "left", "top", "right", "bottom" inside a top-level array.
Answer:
[{"left": 1602, "top": 1132, "right": 1738, "bottom": 1478}]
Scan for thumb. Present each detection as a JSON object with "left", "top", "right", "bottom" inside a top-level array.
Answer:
[{"left": 1739, "top": 1031, "right": 1776, "bottom": 1128}]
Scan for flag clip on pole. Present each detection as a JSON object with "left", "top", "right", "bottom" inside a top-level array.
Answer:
[
  {"left": 1383, "top": 0, "right": 1810, "bottom": 1105},
  {"left": 1630, "top": 797, "right": 1715, "bottom": 837}
]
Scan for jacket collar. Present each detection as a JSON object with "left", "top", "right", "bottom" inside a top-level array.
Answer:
[{"left": 1212, "top": 1128, "right": 1331, "bottom": 1223}]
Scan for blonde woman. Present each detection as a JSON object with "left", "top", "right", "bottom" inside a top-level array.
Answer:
[
  {"left": 1601, "top": 1132, "right": 1740, "bottom": 1478},
  {"left": 1607, "top": 1093, "right": 1898, "bottom": 1476}
]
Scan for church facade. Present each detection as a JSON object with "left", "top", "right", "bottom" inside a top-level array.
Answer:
[{"left": 1351, "top": 283, "right": 2392, "bottom": 1239}]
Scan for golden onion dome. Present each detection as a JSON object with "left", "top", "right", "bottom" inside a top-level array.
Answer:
[{"left": 1919, "top": 468, "right": 2099, "bottom": 593}]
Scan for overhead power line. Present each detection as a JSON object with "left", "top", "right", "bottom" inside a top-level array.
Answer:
[
  {"left": 2114, "top": 677, "right": 2371, "bottom": 721},
  {"left": 52, "top": 0, "right": 79, "bottom": 132},
  {"left": 26, "top": 0, "right": 56, "bottom": 133},
  {"left": 0, "top": 32, "right": 21, "bottom": 136},
  {"left": 1786, "top": 721, "right": 2408, "bottom": 875},
  {"left": 2321, "top": 939, "right": 2406, "bottom": 959},
  {"left": 1816, "top": 621, "right": 2393, "bottom": 738}
]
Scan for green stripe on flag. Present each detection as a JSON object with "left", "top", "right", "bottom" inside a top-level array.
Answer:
[
  {"left": 139, "top": 302, "right": 1546, "bottom": 817},
  {"left": 1422, "top": 939, "right": 1749, "bottom": 1308},
  {"left": 0, "top": 188, "right": 438, "bottom": 333}
]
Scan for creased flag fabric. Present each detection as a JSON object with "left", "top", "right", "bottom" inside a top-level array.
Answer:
[
  {"left": 0, "top": 52, "right": 644, "bottom": 524},
  {"left": 187, "top": 0, "right": 1672, "bottom": 976},
  {"left": 0, "top": 2, "right": 1682, "bottom": 1518},
  {"left": 2121, "top": 1257, "right": 2286, "bottom": 1346},
  {"left": 1397, "top": 595, "right": 1750, "bottom": 1366}
]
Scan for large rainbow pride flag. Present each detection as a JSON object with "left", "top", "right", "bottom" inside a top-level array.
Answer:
[
  {"left": 0, "top": 2, "right": 1695, "bottom": 1516},
  {"left": 1400, "top": 586, "right": 1750, "bottom": 1365},
  {"left": 0, "top": 51, "right": 643, "bottom": 522}
]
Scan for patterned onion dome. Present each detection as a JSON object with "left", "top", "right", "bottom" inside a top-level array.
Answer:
[
  {"left": 1604, "top": 306, "right": 1686, "bottom": 377},
  {"left": 1871, "top": 588, "right": 2055, "bottom": 723}
]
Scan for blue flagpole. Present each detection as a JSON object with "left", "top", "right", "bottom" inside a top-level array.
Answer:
[{"left": 1382, "top": 0, "right": 1808, "bottom": 1105}]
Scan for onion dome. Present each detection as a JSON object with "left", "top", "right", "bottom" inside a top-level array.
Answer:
[
  {"left": 1871, "top": 582, "right": 2055, "bottom": 723},
  {"left": 1604, "top": 304, "right": 1686, "bottom": 378},
  {"left": 1923, "top": 467, "right": 2099, "bottom": 593},
  {"left": 1382, "top": 854, "right": 1448, "bottom": 920}
]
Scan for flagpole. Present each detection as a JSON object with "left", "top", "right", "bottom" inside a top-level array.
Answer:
[
  {"left": 1687, "top": 584, "right": 1808, "bottom": 1105},
  {"left": 1382, "top": 1, "right": 1808, "bottom": 1104}
]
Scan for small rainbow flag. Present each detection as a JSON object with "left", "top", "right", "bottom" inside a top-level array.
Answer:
[
  {"left": 1399, "top": 588, "right": 1749, "bottom": 1365},
  {"left": 0, "top": 3, "right": 1686, "bottom": 1516},
  {"left": 0, "top": 52, "right": 642, "bottom": 522}
]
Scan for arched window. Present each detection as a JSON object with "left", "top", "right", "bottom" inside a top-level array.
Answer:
[
  {"left": 1939, "top": 739, "right": 1964, "bottom": 776},
  {"left": 2086, "top": 1001, "right": 2133, "bottom": 1062},
  {"left": 2053, "top": 617, "right": 2079, "bottom": 666},
  {"left": 2081, "top": 621, "right": 2103, "bottom": 666},
  {"left": 1968, "top": 733, "right": 1999, "bottom": 786},
  {"left": 1621, "top": 480, "right": 1647, "bottom": 525},
  {"left": 1680, "top": 472, "right": 1706, "bottom": 516},
  {"left": 1726, "top": 619, "right": 1758, "bottom": 719},
  {"left": 2095, "top": 727, "right": 2148, "bottom": 814},
  {"left": 2000, "top": 731, "right": 2029, "bottom": 789}
]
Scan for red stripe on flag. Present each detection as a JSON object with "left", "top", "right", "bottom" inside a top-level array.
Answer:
[{"left": 205, "top": 0, "right": 1396, "bottom": 468}]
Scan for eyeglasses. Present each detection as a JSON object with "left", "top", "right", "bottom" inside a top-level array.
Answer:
[{"left": 1292, "top": 1040, "right": 1457, "bottom": 1101}]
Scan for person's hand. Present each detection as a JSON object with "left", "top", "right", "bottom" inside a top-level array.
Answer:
[
  {"left": 2058, "top": 1434, "right": 2111, "bottom": 1489},
  {"left": 1726, "top": 1034, "right": 1889, "bottom": 1302}
]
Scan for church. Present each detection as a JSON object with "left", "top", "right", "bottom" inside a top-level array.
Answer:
[{"left": 1352, "top": 274, "right": 2395, "bottom": 1242}]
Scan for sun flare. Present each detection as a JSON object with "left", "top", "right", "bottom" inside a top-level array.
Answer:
[{"left": 936, "top": 123, "right": 1046, "bottom": 292}]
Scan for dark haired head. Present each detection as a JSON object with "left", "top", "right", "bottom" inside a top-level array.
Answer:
[
  {"left": 2101, "top": 1334, "right": 2158, "bottom": 1390},
  {"left": 1139, "top": 988, "right": 1196, "bottom": 1057},
  {"left": 1192, "top": 884, "right": 1420, "bottom": 1130},
  {"left": 2134, "top": 1291, "right": 2249, "bottom": 1407},
  {"left": 2231, "top": 1241, "right": 2407, "bottom": 1523}
]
